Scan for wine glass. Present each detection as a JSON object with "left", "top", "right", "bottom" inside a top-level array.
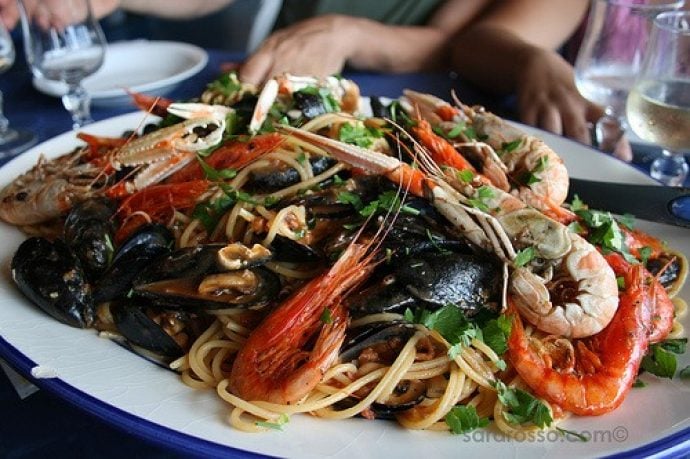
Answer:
[
  {"left": 574, "top": 0, "right": 684, "bottom": 154},
  {"left": 626, "top": 10, "right": 690, "bottom": 186},
  {"left": 18, "top": 0, "right": 106, "bottom": 129},
  {"left": 0, "top": 20, "right": 37, "bottom": 158}
]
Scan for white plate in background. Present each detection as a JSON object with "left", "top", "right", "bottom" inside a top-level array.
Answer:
[
  {"left": 32, "top": 40, "right": 208, "bottom": 108},
  {"left": 0, "top": 110, "right": 688, "bottom": 458}
]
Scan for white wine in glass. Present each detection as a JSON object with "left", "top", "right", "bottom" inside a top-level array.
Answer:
[
  {"left": 626, "top": 11, "right": 690, "bottom": 186},
  {"left": 574, "top": 0, "right": 684, "bottom": 154}
]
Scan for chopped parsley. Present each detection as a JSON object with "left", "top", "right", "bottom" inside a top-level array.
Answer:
[
  {"left": 514, "top": 246, "right": 536, "bottom": 267},
  {"left": 500, "top": 139, "right": 522, "bottom": 155},
  {"left": 481, "top": 314, "right": 512, "bottom": 356},
  {"left": 320, "top": 308, "right": 333, "bottom": 324},
  {"left": 494, "top": 381, "right": 553, "bottom": 428},
  {"left": 518, "top": 156, "right": 548, "bottom": 186},
  {"left": 638, "top": 246, "right": 653, "bottom": 265},
  {"left": 457, "top": 169, "right": 474, "bottom": 183},
  {"left": 404, "top": 304, "right": 480, "bottom": 354},
  {"left": 197, "top": 156, "right": 237, "bottom": 181},
  {"left": 467, "top": 186, "right": 495, "bottom": 212},
  {"left": 445, "top": 405, "right": 490, "bottom": 434},
  {"left": 206, "top": 72, "right": 243, "bottom": 96},
  {"left": 295, "top": 86, "right": 340, "bottom": 113},
  {"left": 255, "top": 413, "right": 290, "bottom": 431},
  {"left": 338, "top": 123, "right": 383, "bottom": 148},
  {"left": 641, "top": 338, "right": 687, "bottom": 379}
]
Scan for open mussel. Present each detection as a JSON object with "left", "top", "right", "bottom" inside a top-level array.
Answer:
[
  {"left": 93, "top": 223, "right": 174, "bottom": 303},
  {"left": 11, "top": 237, "right": 93, "bottom": 328},
  {"left": 109, "top": 300, "right": 209, "bottom": 361},
  {"left": 347, "top": 250, "right": 501, "bottom": 318},
  {"left": 133, "top": 242, "right": 280, "bottom": 311},
  {"left": 248, "top": 156, "right": 337, "bottom": 192},
  {"left": 63, "top": 197, "right": 117, "bottom": 281}
]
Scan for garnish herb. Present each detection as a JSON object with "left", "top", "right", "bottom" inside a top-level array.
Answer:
[
  {"left": 481, "top": 314, "right": 512, "bottom": 356},
  {"left": 632, "top": 378, "right": 646, "bottom": 388},
  {"left": 500, "top": 139, "right": 522, "bottom": 155},
  {"left": 197, "top": 156, "right": 237, "bottom": 181},
  {"left": 457, "top": 169, "right": 474, "bottom": 183},
  {"left": 320, "top": 308, "right": 333, "bottom": 324},
  {"left": 338, "top": 123, "right": 383, "bottom": 148},
  {"left": 638, "top": 246, "right": 653, "bottom": 265},
  {"left": 641, "top": 339, "right": 687, "bottom": 379},
  {"left": 404, "top": 304, "right": 480, "bottom": 352},
  {"left": 616, "top": 276, "right": 625, "bottom": 290},
  {"left": 336, "top": 191, "right": 363, "bottom": 210},
  {"left": 514, "top": 247, "right": 536, "bottom": 267},
  {"left": 445, "top": 405, "right": 490, "bottom": 434},
  {"left": 467, "top": 186, "right": 495, "bottom": 212},
  {"left": 494, "top": 381, "right": 553, "bottom": 428},
  {"left": 619, "top": 213, "right": 636, "bottom": 230},
  {"left": 296, "top": 86, "right": 340, "bottom": 113},
  {"left": 518, "top": 155, "right": 548, "bottom": 186},
  {"left": 206, "top": 71, "right": 243, "bottom": 96},
  {"left": 255, "top": 413, "right": 290, "bottom": 431}
]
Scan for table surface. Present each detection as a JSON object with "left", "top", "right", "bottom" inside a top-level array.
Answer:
[{"left": 0, "top": 46, "right": 687, "bottom": 459}]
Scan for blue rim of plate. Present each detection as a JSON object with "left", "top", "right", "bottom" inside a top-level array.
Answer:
[
  {"left": 0, "top": 336, "right": 272, "bottom": 459},
  {"left": 1, "top": 332, "right": 689, "bottom": 458}
]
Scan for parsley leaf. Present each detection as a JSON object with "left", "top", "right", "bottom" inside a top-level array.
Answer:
[
  {"left": 255, "top": 413, "right": 290, "bottom": 431},
  {"left": 197, "top": 156, "right": 237, "bottom": 181},
  {"left": 641, "top": 344, "right": 677, "bottom": 379},
  {"left": 494, "top": 381, "right": 553, "bottom": 428},
  {"left": 514, "top": 247, "right": 536, "bottom": 267},
  {"left": 320, "top": 308, "right": 333, "bottom": 324},
  {"left": 445, "top": 405, "right": 490, "bottom": 434},
  {"left": 457, "top": 169, "right": 474, "bottom": 183},
  {"left": 481, "top": 315, "right": 512, "bottom": 356},
  {"left": 405, "top": 304, "right": 480, "bottom": 350},
  {"left": 339, "top": 123, "right": 383, "bottom": 148},
  {"left": 337, "top": 191, "right": 363, "bottom": 210}
]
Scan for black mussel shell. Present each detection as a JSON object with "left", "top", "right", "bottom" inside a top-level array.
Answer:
[
  {"left": 369, "top": 96, "right": 391, "bottom": 119},
  {"left": 371, "top": 379, "right": 427, "bottom": 418},
  {"left": 647, "top": 255, "right": 681, "bottom": 289},
  {"left": 64, "top": 197, "right": 117, "bottom": 280},
  {"left": 270, "top": 234, "right": 322, "bottom": 263},
  {"left": 135, "top": 267, "right": 280, "bottom": 311},
  {"left": 249, "top": 156, "right": 337, "bottom": 192},
  {"left": 11, "top": 237, "right": 93, "bottom": 328},
  {"left": 110, "top": 301, "right": 185, "bottom": 359},
  {"left": 93, "top": 224, "right": 173, "bottom": 303},
  {"left": 340, "top": 322, "right": 415, "bottom": 363},
  {"left": 293, "top": 90, "right": 329, "bottom": 119}
]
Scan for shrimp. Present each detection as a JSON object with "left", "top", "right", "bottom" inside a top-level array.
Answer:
[
  {"left": 229, "top": 241, "right": 377, "bottom": 405},
  {"left": 401, "top": 90, "right": 575, "bottom": 224},
  {"left": 277, "top": 122, "right": 618, "bottom": 338},
  {"left": 605, "top": 252, "right": 675, "bottom": 344},
  {"left": 509, "top": 232, "right": 619, "bottom": 338},
  {"left": 507, "top": 261, "right": 655, "bottom": 416}
]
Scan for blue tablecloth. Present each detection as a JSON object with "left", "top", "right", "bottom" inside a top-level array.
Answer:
[{"left": 0, "top": 46, "right": 686, "bottom": 459}]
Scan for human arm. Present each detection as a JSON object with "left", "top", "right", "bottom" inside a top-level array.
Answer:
[
  {"left": 239, "top": 0, "right": 493, "bottom": 86},
  {"left": 450, "top": 0, "right": 601, "bottom": 145}
]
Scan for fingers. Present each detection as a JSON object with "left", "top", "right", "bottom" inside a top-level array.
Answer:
[{"left": 239, "top": 45, "right": 274, "bottom": 86}]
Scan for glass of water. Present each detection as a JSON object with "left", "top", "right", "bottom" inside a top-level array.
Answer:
[
  {"left": 18, "top": 0, "right": 106, "bottom": 130},
  {"left": 0, "top": 20, "right": 37, "bottom": 158},
  {"left": 574, "top": 0, "right": 683, "bottom": 154},
  {"left": 626, "top": 10, "right": 690, "bottom": 186}
]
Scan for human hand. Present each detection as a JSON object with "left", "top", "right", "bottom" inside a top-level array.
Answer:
[
  {"left": 239, "top": 15, "right": 357, "bottom": 86},
  {"left": 0, "top": 0, "right": 21, "bottom": 29}
]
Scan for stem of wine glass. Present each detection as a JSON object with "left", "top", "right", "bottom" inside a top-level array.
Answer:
[
  {"left": 61, "top": 82, "right": 93, "bottom": 130},
  {"left": 594, "top": 107, "right": 625, "bottom": 154},
  {"left": 0, "top": 89, "right": 19, "bottom": 144},
  {"left": 650, "top": 149, "right": 689, "bottom": 187}
]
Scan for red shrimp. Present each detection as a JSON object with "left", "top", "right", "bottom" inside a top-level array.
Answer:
[
  {"left": 229, "top": 242, "right": 377, "bottom": 405},
  {"left": 166, "top": 133, "right": 284, "bottom": 183},
  {"left": 114, "top": 179, "right": 210, "bottom": 243},
  {"left": 507, "top": 261, "right": 656, "bottom": 416}
]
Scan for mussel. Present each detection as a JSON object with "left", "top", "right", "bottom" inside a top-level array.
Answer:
[
  {"left": 109, "top": 300, "right": 208, "bottom": 361},
  {"left": 11, "top": 237, "right": 93, "bottom": 328},
  {"left": 133, "top": 243, "right": 281, "bottom": 311},
  {"left": 248, "top": 156, "right": 337, "bottom": 192},
  {"left": 347, "top": 251, "right": 501, "bottom": 318},
  {"left": 93, "top": 223, "right": 174, "bottom": 303},
  {"left": 63, "top": 197, "right": 117, "bottom": 280}
]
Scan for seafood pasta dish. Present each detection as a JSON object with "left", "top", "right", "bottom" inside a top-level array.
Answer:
[{"left": 1, "top": 72, "right": 688, "bottom": 437}]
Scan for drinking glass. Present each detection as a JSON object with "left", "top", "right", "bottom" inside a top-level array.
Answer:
[
  {"left": 0, "top": 21, "right": 37, "bottom": 158},
  {"left": 626, "top": 10, "right": 690, "bottom": 186},
  {"left": 18, "top": 0, "right": 106, "bottom": 129},
  {"left": 574, "top": 0, "right": 684, "bottom": 153}
]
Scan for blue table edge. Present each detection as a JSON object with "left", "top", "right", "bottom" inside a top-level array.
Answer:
[{"left": 1, "top": 335, "right": 689, "bottom": 458}]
